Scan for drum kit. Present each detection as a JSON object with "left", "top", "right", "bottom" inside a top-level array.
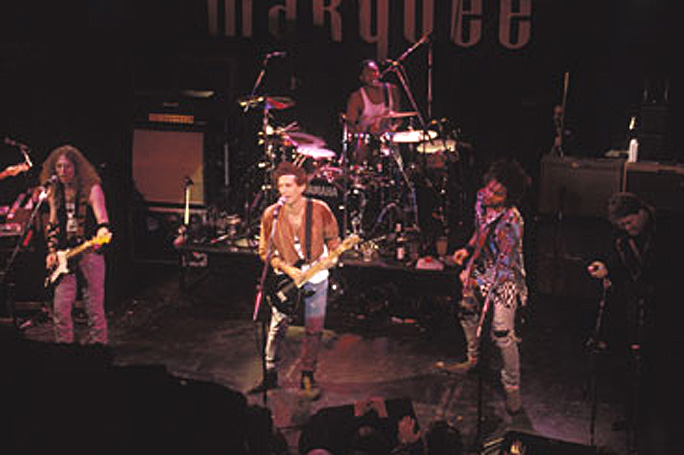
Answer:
[
  {"left": 237, "top": 93, "right": 466, "bottom": 253},
  {"left": 232, "top": 41, "right": 469, "bottom": 257}
]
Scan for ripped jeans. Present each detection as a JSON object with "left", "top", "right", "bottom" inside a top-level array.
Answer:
[
  {"left": 459, "top": 280, "right": 521, "bottom": 389},
  {"left": 265, "top": 279, "right": 328, "bottom": 373}
]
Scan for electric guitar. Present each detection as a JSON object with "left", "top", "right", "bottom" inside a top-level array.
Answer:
[
  {"left": 45, "top": 232, "right": 112, "bottom": 286},
  {"left": 266, "top": 234, "right": 360, "bottom": 315}
]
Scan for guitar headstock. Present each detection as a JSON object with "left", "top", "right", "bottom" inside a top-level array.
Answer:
[
  {"left": 340, "top": 234, "right": 361, "bottom": 250},
  {"left": 92, "top": 232, "right": 113, "bottom": 246}
]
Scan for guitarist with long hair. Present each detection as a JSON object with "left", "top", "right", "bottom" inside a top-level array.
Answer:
[
  {"left": 249, "top": 162, "right": 340, "bottom": 400},
  {"left": 438, "top": 159, "right": 530, "bottom": 415},
  {"left": 41, "top": 145, "right": 111, "bottom": 345}
]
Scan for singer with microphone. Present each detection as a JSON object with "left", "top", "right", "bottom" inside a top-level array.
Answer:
[
  {"left": 345, "top": 59, "right": 402, "bottom": 164},
  {"left": 248, "top": 161, "right": 340, "bottom": 400},
  {"left": 585, "top": 192, "right": 665, "bottom": 451},
  {"left": 40, "top": 145, "right": 111, "bottom": 345}
]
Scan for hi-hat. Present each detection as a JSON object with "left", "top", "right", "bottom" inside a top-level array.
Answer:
[
  {"left": 380, "top": 111, "right": 418, "bottom": 119},
  {"left": 416, "top": 139, "right": 458, "bottom": 154},
  {"left": 238, "top": 95, "right": 295, "bottom": 110},
  {"left": 391, "top": 130, "right": 438, "bottom": 144},
  {"left": 297, "top": 146, "right": 336, "bottom": 160}
]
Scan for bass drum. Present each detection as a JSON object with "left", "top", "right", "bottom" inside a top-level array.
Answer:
[{"left": 305, "top": 169, "right": 345, "bottom": 229}]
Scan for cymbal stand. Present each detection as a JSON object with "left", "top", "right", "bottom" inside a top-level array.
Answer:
[{"left": 242, "top": 54, "right": 280, "bottom": 234}]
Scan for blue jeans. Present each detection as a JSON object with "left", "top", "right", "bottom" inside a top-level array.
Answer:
[
  {"left": 52, "top": 251, "right": 108, "bottom": 344},
  {"left": 265, "top": 279, "right": 328, "bottom": 373}
]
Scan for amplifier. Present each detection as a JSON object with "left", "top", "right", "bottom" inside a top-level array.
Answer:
[
  {"left": 623, "top": 161, "right": 684, "bottom": 214},
  {"left": 539, "top": 155, "right": 624, "bottom": 218}
]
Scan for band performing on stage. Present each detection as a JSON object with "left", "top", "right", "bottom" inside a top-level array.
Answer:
[{"left": 0, "top": 46, "right": 671, "bottom": 455}]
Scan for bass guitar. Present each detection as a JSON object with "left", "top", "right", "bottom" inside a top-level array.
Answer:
[
  {"left": 45, "top": 232, "right": 112, "bottom": 286},
  {"left": 266, "top": 234, "right": 360, "bottom": 315}
]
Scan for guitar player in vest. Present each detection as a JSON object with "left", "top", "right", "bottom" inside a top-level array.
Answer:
[
  {"left": 437, "top": 159, "right": 530, "bottom": 415},
  {"left": 41, "top": 145, "right": 111, "bottom": 345},
  {"left": 250, "top": 161, "right": 340, "bottom": 400}
]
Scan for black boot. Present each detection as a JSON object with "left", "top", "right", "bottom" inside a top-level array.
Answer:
[
  {"left": 298, "top": 370, "right": 321, "bottom": 401},
  {"left": 248, "top": 369, "right": 278, "bottom": 394}
]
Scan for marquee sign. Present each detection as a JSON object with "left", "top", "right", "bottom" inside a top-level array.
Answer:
[{"left": 208, "top": 0, "right": 533, "bottom": 59}]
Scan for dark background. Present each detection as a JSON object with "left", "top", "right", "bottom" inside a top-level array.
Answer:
[{"left": 0, "top": 0, "right": 678, "bottom": 303}]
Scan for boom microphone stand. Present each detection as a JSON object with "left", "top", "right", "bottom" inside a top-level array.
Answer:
[{"left": 380, "top": 34, "right": 432, "bottom": 232}]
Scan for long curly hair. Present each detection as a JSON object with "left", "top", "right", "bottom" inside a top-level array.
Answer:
[{"left": 40, "top": 145, "right": 101, "bottom": 204}]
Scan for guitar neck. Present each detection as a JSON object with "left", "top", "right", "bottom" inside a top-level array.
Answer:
[
  {"left": 65, "top": 240, "right": 94, "bottom": 260},
  {"left": 294, "top": 237, "right": 358, "bottom": 287}
]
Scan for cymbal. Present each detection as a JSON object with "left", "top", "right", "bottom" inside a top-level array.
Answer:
[
  {"left": 380, "top": 111, "right": 418, "bottom": 119},
  {"left": 391, "top": 130, "right": 438, "bottom": 144},
  {"left": 297, "top": 146, "right": 336, "bottom": 160},
  {"left": 283, "top": 132, "right": 326, "bottom": 148},
  {"left": 416, "top": 139, "right": 458, "bottom": 154},
  {"left": 237, "top": 95, "right": 295, "bottom": 110}
]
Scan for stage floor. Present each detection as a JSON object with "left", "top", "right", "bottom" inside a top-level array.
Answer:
[{"left": 11, "top": 260, "right": 673, "bottom": 454}]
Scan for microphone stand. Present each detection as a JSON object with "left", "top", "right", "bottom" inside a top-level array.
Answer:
[
  {"left": 252, "top": 201, "right": 283, "bottom": 406},
  {"left": 583, "top": 277, "right": 611, "bottom": 449},
  {"left": 1, "top": 185, "right": 52, "bottom": 331}
]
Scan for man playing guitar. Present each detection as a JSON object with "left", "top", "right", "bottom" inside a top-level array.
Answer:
[
  {"left": 41, "top": 145, "right": 111, "bottom": 345},
  {"left": 439, "top": 159, "right": 530, "bottom": 415},
  {"left": 249, "top": 162, "right": 340, "bottom": 400}
]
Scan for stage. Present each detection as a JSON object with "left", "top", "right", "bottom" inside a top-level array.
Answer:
[{"left": 6, "top": 252, "right": 674, "bottom": 455}]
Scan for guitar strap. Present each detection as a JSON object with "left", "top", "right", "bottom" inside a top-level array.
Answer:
[{"left": 305, "top": 198, "right": 313, "bottom": 264}]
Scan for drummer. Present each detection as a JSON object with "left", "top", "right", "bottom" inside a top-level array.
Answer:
[{"left": 345, "top": 59, "right": 402, "bottom": 163}]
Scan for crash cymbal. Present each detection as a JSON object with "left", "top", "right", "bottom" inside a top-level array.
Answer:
[
  {"left": 237, "top": 95, "right": 295, "bottom": 110},
  {"left": 283, "top": 132, "right": 326, "bottom": 148},
  {"left": 380, "top": 111, "right": 418, "bottom": 119},
  {"left": 297, "top": 146, "right": 336, "bottom": 160},
  {"left": 391, "top": 130, "right": 438, "bottom": 144},
  {"left": 416, "top": 139, "right": 458, "bottom": 154}
]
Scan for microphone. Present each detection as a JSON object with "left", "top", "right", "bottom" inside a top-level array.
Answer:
[
  {"left": 43, "top": 175, "right": 59, "bottom": 186},
  {"left": 273, "top": 196, "right": 286, "bottom": 216},
  {"left": 266, "top": 51, "right": 287, "bottom": 59}
]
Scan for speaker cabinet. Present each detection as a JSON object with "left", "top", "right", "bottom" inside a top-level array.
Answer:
[
  {"left": 539, "top": 156, "right": 623, "bottom": 218},
  {"left": 132, "top": 128, "right": 205, "bottom": 206},
  {"left": 623, "top": 161, "right": 684, "bottom": 214}
]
